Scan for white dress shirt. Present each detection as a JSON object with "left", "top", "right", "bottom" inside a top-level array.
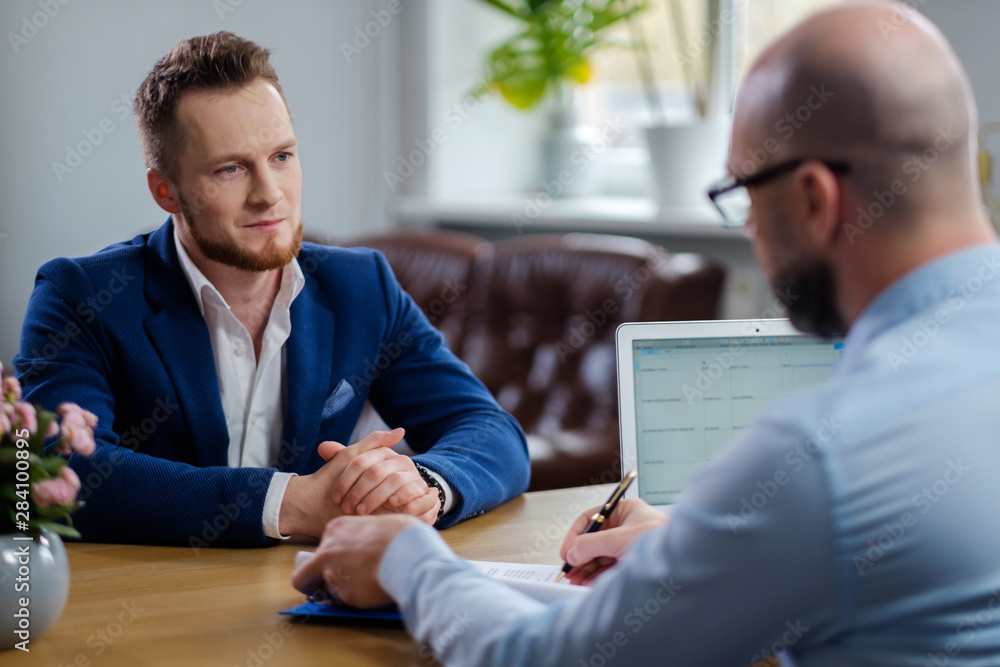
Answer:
[
  {"left": 174, "top": 228, "right": 454, "bottom": 538},
  {"left": 174, "top": 228, "right": 303, "bottom": 538}
]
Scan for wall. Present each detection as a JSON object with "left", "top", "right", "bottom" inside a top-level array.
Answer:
[
  {"left": 0, "top": 0, "right": 399, "bottom": 367},
  {"left": 423, "top": 0, "right": 547, "bottom": 200},
  {"left": 920, "top": 0, "right": 1000, "bottom": 210},
  {"left": 921, "top": 0, "right": 1000, "bottom": 127}
]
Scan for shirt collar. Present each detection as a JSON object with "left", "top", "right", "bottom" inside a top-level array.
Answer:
[
  {"left": 172, "top": 221, "right": 305, "bottom": 317},
  {"left": 837, "top": 243, "right": 1000, "bottom": 373}
]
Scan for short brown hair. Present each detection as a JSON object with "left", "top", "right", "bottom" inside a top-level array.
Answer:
[{"left": 134, "top": 31, "right": 289, "bottom": 182}]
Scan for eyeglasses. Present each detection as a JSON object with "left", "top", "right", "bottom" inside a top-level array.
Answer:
[{"left": 707, "top": 158, "right": 851, "bottom": 229}]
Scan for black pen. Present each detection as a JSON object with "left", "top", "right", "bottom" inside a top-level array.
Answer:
[{"left": 554, "top": 470, "right": 638, "bottom": 584}]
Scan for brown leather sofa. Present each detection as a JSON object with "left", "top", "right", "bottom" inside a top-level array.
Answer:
[{"left": 336, "top": 228, "right": 726, "bottom": 491}]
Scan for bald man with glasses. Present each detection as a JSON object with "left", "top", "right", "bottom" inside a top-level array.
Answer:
[{"left": 293, "top": 3, "right": 1000, "bottom": 664}]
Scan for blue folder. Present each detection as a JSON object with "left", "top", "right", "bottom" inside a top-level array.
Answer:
[{"left": 280, "top": 601, "right": 404, "bottom": 628}]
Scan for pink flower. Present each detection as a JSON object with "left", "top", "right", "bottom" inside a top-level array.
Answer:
[
  {"left": 45, "top": 420, "right": 60, "bottom": 438},
  {"left": 54, "top": 435, "right": 73, "bottom": 456},
  {"left": 58, "top": 403, "right": 85, "bottom": 426},
  {"left": 14, "top": 402, "right": 37, "bottom": 434},
  {"left": 0, "top": 409, "right": 10, "bottom": 437},
  {"left": 56, "top": 402, "right": 97, "bottom": 457},
  {"left": 3, "top": 376, "right": 21, "bottom": 401},
  {"left": 60, "top": 423, "right": 96, "bottom": 457},
  {"left": 33, "top": 477, "right": 78, "bottom": 507},
  {"left": 60, "top": 465, "right": 81, "bottom": 495}
]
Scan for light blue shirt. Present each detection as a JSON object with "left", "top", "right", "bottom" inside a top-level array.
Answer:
[{"left": 379, "top": 244, "right": 1000, "bottom": 666}]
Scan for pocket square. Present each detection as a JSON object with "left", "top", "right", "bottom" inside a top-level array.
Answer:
[{"left": 322, "top": 379, "right": 357, "bottom": 419}]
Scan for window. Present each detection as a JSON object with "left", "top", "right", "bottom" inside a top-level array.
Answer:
[
  {"left": 561, "top": 0, "right": 841, "bottom": 196},
  {"left": 417, "top": 1, "right": 845, "bottom": 202},
  {"left": 589, "top": 0, "right": 844, "bottom": 126}
]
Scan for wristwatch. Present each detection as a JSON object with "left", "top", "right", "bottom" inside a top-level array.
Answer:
[{"left": 413, "top": 461, "right": 446, "bottom": 522}]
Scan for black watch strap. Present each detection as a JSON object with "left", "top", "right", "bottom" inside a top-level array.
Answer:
[{"left": 413, "top": 461, "right": 446, "bottom": 522}]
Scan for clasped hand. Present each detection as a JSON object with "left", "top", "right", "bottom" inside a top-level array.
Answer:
[{"left": 278, "top": 428, "right": 440, "bottom": 538}]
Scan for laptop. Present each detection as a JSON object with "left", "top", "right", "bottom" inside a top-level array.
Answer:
[{"left": 617, "top": 319, "right": 844, "bottom": 508}]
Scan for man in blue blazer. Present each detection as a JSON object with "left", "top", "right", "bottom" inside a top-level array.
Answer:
[{"left": 14, "top": 32, "right": 529, "bottom": 547}]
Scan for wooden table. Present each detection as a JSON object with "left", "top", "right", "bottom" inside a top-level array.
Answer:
[{"left": 20, "top": 484, "right": 616, "bottom": 666}]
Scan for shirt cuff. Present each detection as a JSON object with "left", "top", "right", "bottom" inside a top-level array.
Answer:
[
  {"left": 424, "top": 468, "right": 456, "bottom": 516},
  {"left": 379, "top": 523, "right": 456, "bottom": 601},
  {"left": 263, "top": 472, "right": 297, "bottom": 539}
]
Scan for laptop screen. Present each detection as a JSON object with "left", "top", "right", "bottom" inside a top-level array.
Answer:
[{"left": 631, "top": 334, "right": 843, "bottom": 504}]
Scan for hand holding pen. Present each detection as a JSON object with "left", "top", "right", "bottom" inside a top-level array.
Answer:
[
  {"left": 556, "top": 470, "right": 644, "bottom": 582},
  {"left": 556, "top": 472, "right": 669, "bottom": 586}
]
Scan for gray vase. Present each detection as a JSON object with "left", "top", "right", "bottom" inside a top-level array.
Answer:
[
  {"left": 540, "top": 86, "right": 605, "bottom": 198},
  {"left": 0, "top": 530, "right": 69, "bottom": 651}
]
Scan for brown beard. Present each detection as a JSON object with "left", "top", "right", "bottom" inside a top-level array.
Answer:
[
  {"left": 179, "top": 198, "right": 302, "bottom": 272},
  {"left": 771, "top": 257, "right": 847, "bottom": 339}
]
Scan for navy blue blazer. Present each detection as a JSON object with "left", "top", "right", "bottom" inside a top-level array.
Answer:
[{"left": 14, "top": 220, "right": 529, "bottom": 546}]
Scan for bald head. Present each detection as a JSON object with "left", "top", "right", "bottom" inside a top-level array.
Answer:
[{"left": 732, "top": 1, "right": 980, "bottom": 221}]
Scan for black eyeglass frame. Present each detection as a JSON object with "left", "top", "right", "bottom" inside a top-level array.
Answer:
[{"left": 707, "top": 158, "right": 852, "bottom": 228}]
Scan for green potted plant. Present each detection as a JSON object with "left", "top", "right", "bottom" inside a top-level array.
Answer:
[
  {"left": 474, "top": 0, "right": 649, "bottom": 197},
  {"left": 1, "top": 362, "right": 96, "bottom": 650}
]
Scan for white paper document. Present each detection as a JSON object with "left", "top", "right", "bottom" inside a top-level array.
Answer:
[
  {"left": 295, "top": 552, "right": 588, "bottom": 604},
  {"left": 468, "top": 560, "right": 589, "bottom": 603}
]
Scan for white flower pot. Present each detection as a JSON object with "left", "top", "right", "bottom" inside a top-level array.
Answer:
[{"left": 645, "top": 116, "right": 732, "bottom": 208}]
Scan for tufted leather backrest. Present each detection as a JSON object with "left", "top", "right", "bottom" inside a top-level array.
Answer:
[
  {"left": 328, "top": 228, "right": 726, "bottom": 490},
  {"left": 460, "top": 234, "right": 655, "bottom": 440},
  {"left": 343, "top": 229, "right": 492, "bottom": 353}
]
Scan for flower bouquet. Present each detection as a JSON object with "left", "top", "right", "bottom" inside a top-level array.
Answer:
[{"left": 1, "top": 362, "right": 97, "bottom": 538}]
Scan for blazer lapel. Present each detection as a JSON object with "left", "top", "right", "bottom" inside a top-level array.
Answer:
[
  {"left": 281, "top": 270, "right": 336, "bottom": 475},
  {"left": 143, "top": 220, "right": 230, "bottom": 467}
]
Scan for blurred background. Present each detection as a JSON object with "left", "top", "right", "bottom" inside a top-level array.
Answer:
[{"left": 2, "top": 0, "right": 999, "bottom": 370}]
